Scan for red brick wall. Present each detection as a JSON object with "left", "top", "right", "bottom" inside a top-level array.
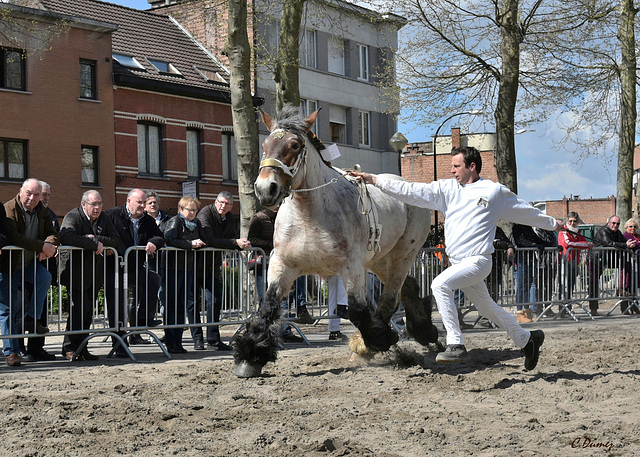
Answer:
[
  {"left": 0, "top": 24, "right": 116, "bottom": 219},
  {"left": 113, "top": 87, "right": 235, "bottom": 214},
  {"left": 545, "top": 196, "right": 616, "bottom": 226}
]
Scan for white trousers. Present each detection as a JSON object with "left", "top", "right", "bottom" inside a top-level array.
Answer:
[
  {"left": 431, "top": 254, "right": 531, "bottom": 348},
  {"left": 328, "top": 276, "right": 346, "bottom": 332}
]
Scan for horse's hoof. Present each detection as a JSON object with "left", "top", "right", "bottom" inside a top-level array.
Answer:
[{"left": 233, "top": 361, "right": 263, "bottom": 378}]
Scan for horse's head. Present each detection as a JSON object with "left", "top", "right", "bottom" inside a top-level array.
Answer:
[{"left": 254, "top": 108, "right": 319, "bottom": 208}]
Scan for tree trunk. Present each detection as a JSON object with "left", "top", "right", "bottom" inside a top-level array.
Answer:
[
  {"left": 494, "top": 0, "right": 521, "bottom": 194},
  {"left": 224, "top": 0, "right": 259, "bottom": 236},
  {"left": 618, "top": 0, "right": 637, "bottom": 221},
  {"left": 275, "top": 0, "right": 306, "bottom": 115}
]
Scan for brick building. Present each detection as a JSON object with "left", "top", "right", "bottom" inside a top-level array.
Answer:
[
  {"left": 38, "top": 0, "right": 255, "bottom": 215},
  {"left": 0, "top": 4, "right": 118, "bottom": 216}
]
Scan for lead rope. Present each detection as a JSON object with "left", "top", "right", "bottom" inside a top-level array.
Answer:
[{"left": 354, "top": 164, "right": 381, "bottom": 253}]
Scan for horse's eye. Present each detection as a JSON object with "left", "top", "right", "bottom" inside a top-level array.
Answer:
[{"left": 291, "top": 142, "right": 300, "bottom": 151}]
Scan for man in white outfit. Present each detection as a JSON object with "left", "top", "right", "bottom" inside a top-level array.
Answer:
[{"left": 351, "top": 146, "right": 561, "bottom": 371}]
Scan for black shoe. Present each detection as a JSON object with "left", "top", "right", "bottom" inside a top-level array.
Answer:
[
  {"left": 193, "top": 341, "right": 205, "bottom": 350},
  {"left": 216, "top": 341, "right": 231, "bottom": 351},
  {"left": 28, "top": 349, "right": 56, "bottom": 361},
  {"left": 129, "top": 334, "right": 151, "bottom": 345},
  {"left": 336, "top": 305, "right": 349, "bottom": 320},
  {"left": 522, "top": 330, "right": 545, "bottom": 371},
  {"left": 295, "top": 306, "right": 314, "bottom": 324},
  {"left": 18, "top": 350, "right": 36, "bottom": 362},
  {"left": 76, "top": 350, "right": 99, "bottom": 361},
  {"left": 148, "top": 319, "right": 163, "bottom": 327},
  {"left": 23, "top": 318, "right": 49, "bottom": 334},
  {"left": 281, "top": 332, "right": 303, "bottom": 343},
  {"left": 328, "top": 331, "right": 348, "bottom": 341}
]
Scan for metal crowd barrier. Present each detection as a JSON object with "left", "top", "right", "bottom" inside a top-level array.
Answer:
[{"left": 3, "top": 243, "right": 639, "bottom": 363}]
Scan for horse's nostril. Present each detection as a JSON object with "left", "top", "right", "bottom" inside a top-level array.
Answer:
[{"left": 269, "top": 182, "right": 279, "bottom": 197}]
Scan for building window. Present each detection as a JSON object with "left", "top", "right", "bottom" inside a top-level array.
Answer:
[
  {"left": 81, "top": 146, "right": 98, "bottom": 185},
  {"left": 137, "top": 123, "right": 162, "bottom": 176},
  {"left": 328, "top": 37, "right": 345, "bottom": 75},
  {"left": 79, "top": 59, "right": 96, "bottom": 99},
  {"left": 299, "top": 29, "right": 317, "bottom": 69},
  {"left": 113, "top": 53, "right": 145, "bottom": 70},
  {"left": 358, "top": 111, "right": 370, "bottom": 147},
  {"left": 300, "top": 99, "right": 318, "bottom": 130},
  {"left": 357, "top": 44, "right": 369, "bottom": 81},
  {"left": 1, "top": 47, "right": 26, "bottom": 90},
  {"left": 222, "top": 132, "right": 238, "bottom": 182},
  {"left": 186, "top": 128, "right": 201, "bottom": 179},
  {"left": 148, "top": 58, "right": 181, "bottom": 76},
  {"left": 0, "top": 139, "right": 26, "bottom": 180},
  {"left": 330, "top": 104, "right": 346, "bottom": 144}
]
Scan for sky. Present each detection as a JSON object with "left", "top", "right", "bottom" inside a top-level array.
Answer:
[{"left": 110, "top": 0, "right": 619, "bottom": 204}]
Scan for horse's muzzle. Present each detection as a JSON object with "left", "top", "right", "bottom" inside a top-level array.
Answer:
[{"left": 254, "top": 176, "right": 284, "bottom": 208}]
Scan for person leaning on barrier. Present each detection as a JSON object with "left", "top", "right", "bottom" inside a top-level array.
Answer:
[
  {"left": 588, "top": 215, "right": 635, "bottom": 316},
  {"left": 247, "top": 205, "right": 277, "bottom": 303},
  {"left": 510, "top": 223, "right": 557, "bottom": 322},
  {"left": 351, "top": 146, "right": 562, "bottom": 371},
  {"left": 621, "top": 218, "right": 640, "bottom": 314},
  {"left": 0, "top": 204, "right": 19, "bottom": 366},
  {"left": 4, "top": 178, "right": 60, "bottom": 362},
  {"left": 486, "top": 225, "right": 514, "bottom": 302},
  {"left": 163, "top": 196, "right": 207, "bottom": 353},
  {"left": 197, "top": 191, "right": 251, "bottom": 350},
  {"left": 104, "top": 189, "right": 165, "bottom": 345},
  {"left": 145, "top": 191, "right": 171, "bottom": 232},
  {"left": 59, "top": 190, "right": 122, "bottom": 361},
  {"left": 558, "top": 212, "right": 592, "bottom": 308}
]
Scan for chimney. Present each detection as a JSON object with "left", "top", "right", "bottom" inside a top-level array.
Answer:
[{"left": 451, "top": 127, "right": 461, "bottom": 148}]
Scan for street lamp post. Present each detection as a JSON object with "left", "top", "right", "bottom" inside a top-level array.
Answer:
[
  {"left": 432, "top": 110, "right": 483, "bottom": 245},
  {"left": 389, "top": 131, "right": 409, "bottom": 175}
]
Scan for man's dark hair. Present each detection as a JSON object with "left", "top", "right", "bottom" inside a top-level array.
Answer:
[{"left": 451, "top": 146, "right": 482, "bottom": 174}]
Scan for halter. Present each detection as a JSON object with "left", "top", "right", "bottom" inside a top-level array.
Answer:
[{"left": 259, "top": 129, "right": 307, "bottom": 178}]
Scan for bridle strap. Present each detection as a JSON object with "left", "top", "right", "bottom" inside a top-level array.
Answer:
[{"left": 259, "top": 138, "right": 307, "bottom": 178}]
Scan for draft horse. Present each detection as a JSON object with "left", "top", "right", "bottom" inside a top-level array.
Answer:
[{"left": 232, "top": 107, "right": 437, "bottom": 378}]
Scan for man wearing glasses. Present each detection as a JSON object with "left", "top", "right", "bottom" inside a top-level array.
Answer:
[
  {"left": 59, "top": 190, "right": 121, "bottom": 360},
  {"left": 197, "top": 191, "right": 251, "bottom": 350},
  {"left": 588, "top": 215, "right": 635, "bottom": 316}
]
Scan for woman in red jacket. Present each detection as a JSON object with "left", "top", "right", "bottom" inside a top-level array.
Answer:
[{"left": 558, "top": 212, "right": 592, "bottom": 307}]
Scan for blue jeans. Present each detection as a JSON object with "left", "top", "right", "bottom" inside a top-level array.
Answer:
[
  {"left": 13, "top": 260, "right": 51, "bottom": 323},
  {"left": 514, "top": 263, "right": 537, "bottom": 311},
  {"left": 0, "top": 272, "right": 18, "bottom": 356}
]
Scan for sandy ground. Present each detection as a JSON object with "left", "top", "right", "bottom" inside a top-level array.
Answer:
[{"left": 1, "top": 303, "right": 639, "bottom": 457}]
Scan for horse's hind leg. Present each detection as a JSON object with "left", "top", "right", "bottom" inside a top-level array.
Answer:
[
  {"left": 401, "top": 276, "right": 440, "bottom": 347},
  {"left": 232, "top": 282, "right": 286, "bottom": 378}
]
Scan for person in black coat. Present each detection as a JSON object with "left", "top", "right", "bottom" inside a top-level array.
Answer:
[
  {"left": 59, "top": 190, "right": 122, "bottom": 360},
  {"left": 163, "top": 196, "right": 207, "bottom": 353},
  {"left": 197, "top": 191, "right": 251, "bottom": 349},
  {"left": 104, "top": 189, "right": 165, "bottom": 344},
  {"left": 588, "top": 215, "right": 634, "bottom": 315}
]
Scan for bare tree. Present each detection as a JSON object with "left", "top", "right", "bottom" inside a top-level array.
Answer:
[
  {"left": 374, "top": 0, "right": 613, "bottom": 193},
  {"left": 275, "top": 0, "right": 306, "bottom": 114},
  {"left": 225, "top": 0, "right": 260, "bottom": 235}
]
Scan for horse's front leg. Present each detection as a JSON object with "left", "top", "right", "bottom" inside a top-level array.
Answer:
[{"left": 232, "top": 263, "right": 294, "bottom": 378}]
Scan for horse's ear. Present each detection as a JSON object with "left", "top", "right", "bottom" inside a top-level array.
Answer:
[
  {"left": 303, "top": 109, "right": 321, "bottom": 131},
  {"left": 261, "top": 110, "right": 275, "bottom": 131}
]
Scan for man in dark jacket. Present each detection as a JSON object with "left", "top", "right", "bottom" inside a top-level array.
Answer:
[
  {"left": 197, "top": 191, "right": 251, "bottom": 349},
  {"left": 588, "top": 215, "right": 634, "bottom": 315},
  {"left": 59, "top": 190, "right": 122, "bottom": 360},
  {"left": 247, "top": 207, "right": 277, "bottom": 303},
  {"left": 4, "top": 178, "right": 60, "bottom": 361},
  {"left": 104, "top": 189, "right": 165, "bottom": 344}
]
